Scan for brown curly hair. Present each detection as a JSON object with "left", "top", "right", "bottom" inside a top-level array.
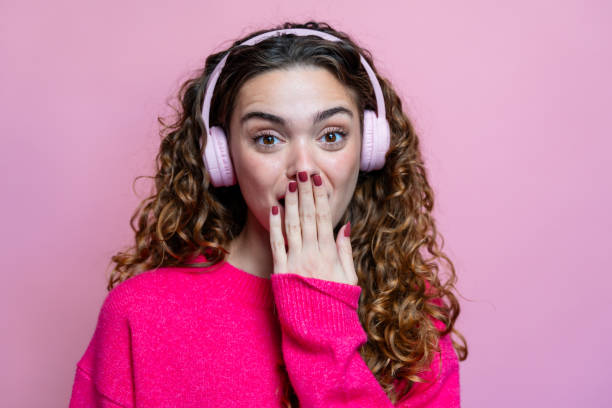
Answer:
[{"left": 107, "top": 20, "right": 468, "bottom": 406}]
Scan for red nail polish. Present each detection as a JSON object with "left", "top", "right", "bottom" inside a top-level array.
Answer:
[
  {"left": 289, "top": 181, "right": 297, "bottom": 192},
  {"left": 344, "top": 221, "right": 351, "bottom": 237},
  {"left": 298, "top": 171, "right": 308, "bottom": 182},
  {"left": 272, "top": 205, "right": 278, "bottom": 215},
  {"left": 312, "top": 174, "right": 322, "bottom": 186}
]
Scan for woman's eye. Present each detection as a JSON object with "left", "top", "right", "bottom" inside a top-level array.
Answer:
[
  {"left": 320, "top": 129, "right": 347, "bottom": 145},
  {"left": 253, "top": 134, "right": 280, "bottom": 148}
]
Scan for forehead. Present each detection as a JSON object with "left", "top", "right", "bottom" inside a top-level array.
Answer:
[{"left": 232, "top": 66, "right": 359, "bottom": 116}]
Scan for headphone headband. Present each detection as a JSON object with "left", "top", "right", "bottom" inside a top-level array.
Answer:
[{"left": 201, "top": 28, "right": 387, "bottom": 137}]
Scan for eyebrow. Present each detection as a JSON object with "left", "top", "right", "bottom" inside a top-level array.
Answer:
[{"left": 240, "top": 106, "right": 354, "bottom": 126}]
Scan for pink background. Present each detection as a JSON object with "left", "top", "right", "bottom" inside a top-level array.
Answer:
[{"left": 2, "top": 0, "right": 611, "bottom": 406}]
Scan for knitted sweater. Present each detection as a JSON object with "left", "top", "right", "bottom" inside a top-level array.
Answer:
[{"left": 69, "top": 254, "right": 460, "bottom": 407}]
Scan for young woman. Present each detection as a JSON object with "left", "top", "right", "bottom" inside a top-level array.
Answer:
[{"left": 69, "top": 21, "right": 468, "bottom": 407}]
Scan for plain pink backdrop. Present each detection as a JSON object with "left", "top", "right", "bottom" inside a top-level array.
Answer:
[{"left": 1, "top": 0, "right": 610, "bottom": 406}]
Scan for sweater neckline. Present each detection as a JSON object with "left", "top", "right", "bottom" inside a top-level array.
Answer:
[{"left": 185, "top": 254, "right": 273, "bottom": 309}]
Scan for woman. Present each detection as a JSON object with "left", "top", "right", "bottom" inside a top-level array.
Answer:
[{"left": 69, "top": 20, "right": 468, "bottom": 407}]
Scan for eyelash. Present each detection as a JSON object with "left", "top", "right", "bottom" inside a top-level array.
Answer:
[{"left": 252, "top": 127, "right": 348, "bottom": 151}]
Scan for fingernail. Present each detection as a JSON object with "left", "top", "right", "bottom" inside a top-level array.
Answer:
[
  {"left": 344, "top": 221, "right": 351, "bottom": 237},
  {"left": 298, "top": 171, "right": 308, "bottom": 182},
  {"left": 289, "top": 181, "right": 297, "bottom": 192},
  {"left": 272, "top": 205, "right": 278, "bottom": 215},
  {"left": 312, "top": 174, "right": 322, "bottom": 186}
]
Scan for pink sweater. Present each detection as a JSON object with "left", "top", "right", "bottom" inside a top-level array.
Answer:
[{"left": 69, "top": 254, "right": 460, "bottom": 407}]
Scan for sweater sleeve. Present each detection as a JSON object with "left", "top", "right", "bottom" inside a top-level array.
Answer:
[
  {"left": 270, "top": 273, "right": 460, "bottom": 408},
  {"left": 69, "top": 286, "right": 135, "bottom": 408}
]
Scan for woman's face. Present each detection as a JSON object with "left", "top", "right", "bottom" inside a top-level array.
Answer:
[{"left": 228, "top": 66, "right": 361, "bottom": 242}]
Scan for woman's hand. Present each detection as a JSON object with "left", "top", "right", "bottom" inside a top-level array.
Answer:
[{"left": 269, "top": 171, "right": 358, "bottom": 286}]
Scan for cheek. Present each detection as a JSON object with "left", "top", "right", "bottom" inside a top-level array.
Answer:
[
  {"left": 237, "top": 167, "right": 268, "bottom": 202},
  {"left": 237, "top": 159, "right": 281, "bottom": 188},
  {"left": 232, "top": 138, "right": 284, "bottom": 176},
  {"left": 326, "top": 149, "right": 360, "bottom": 182},
  {"left": 232, "top": 152, "right": 279, "bottom": 207}
]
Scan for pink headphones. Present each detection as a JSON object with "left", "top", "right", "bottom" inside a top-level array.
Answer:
[{"left": 201, "top": 28, "right": 391, "bottom": 187}]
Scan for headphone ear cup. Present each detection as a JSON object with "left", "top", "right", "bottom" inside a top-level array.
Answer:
[
  {"left": 203, "top": 126, "right": 237, "bottom": 187},
  {"left": 361, "top": 109, "right": 390, "bottom": 171}
]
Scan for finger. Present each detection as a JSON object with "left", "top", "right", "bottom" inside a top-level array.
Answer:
[
  {"left": 311, "top": 173, "right": 335, "bottom": 253},
  {"left": 297, "top": 170, "right": 317, "bottom": 249},
  {"left": 269, "top": 205, "right": 287, "bottom": 274},
  {"left": 336, "top": 222, "right": 358, "bottom": 285},
  {"left": 284, "top": 180, "right": 302, "bottom": 253}
]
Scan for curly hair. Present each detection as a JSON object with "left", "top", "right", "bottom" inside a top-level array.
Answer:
[{"left": 107, "top": 20, "right": 468, "bottom": 406}]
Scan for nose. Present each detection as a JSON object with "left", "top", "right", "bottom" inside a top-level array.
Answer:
[{"left": 286, "top": 138, "right": 319, "bottom": 179}]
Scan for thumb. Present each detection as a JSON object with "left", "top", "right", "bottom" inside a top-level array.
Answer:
[{"left": 336, "top": 222, "right": 358, "bottom": 285}]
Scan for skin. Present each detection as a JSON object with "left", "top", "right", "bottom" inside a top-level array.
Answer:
[{"left": 225, "top": 65, "right": 361, "bottom": 283}]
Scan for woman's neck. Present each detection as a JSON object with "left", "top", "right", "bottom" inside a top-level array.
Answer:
[{"left": 226, "top": 210, "right": 274, "bottom": 279}]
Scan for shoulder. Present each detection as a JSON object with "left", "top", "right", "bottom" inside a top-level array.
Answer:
[
  {"left": 100, "top": 262, "right": 224, "bottom": 318},
  {"left": 101, "top": 265, "right": 191, "bottom": 317},
  {"left": 96, "top": 269, "right": 158, "bottom": 323},
  {"left": 106, "top": 267, "right": 163, "bottom": 300}
]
